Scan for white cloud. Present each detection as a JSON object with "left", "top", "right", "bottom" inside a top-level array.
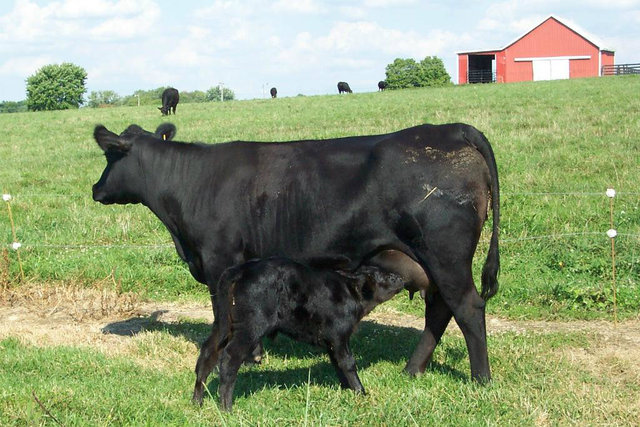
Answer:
[
  {"left": 363, "top": 0, "right": 417, "bottom": 7},
  {"left": 55, "top": 0, "right": 143, "bottom": 19},
  {"left": 285, "top": 21, "right": 457, "bottom": 59},
  {"left": 0, "top": 0, "right": 161, "bottom": 43},
  {"left": 273, "top": 0, "right": 324, "bottom": 14},
  {"left": 0, "top": 55, "right": 53, "bottom": 77},
  {"left": 338, "top": 6, "right": 367, "bottom": 19}
]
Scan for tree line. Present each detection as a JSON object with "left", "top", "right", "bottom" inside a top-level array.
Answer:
[
  {"left": 1, "top": 57, "right": 451, "bottom": 113},
  {"left": 87, "top": 86, "right": 236, "bottom": 108}
]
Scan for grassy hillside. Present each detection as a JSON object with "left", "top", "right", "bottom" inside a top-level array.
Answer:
[{"left": 1, "top": 76, "right": 639, "bottom": 318}]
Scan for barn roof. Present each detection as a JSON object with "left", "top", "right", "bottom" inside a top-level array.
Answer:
[{"left": 457, "top": 15, "right": 615, "bottom": 55}]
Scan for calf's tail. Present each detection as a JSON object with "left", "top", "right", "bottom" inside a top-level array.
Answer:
[
  {"left": 464, "top": 126, "right": 500, "bottom": 300},
  {"left": 213, "top": 267, "right": 238, "bottom": 350}
]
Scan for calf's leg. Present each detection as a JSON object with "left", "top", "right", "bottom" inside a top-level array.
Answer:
[
  {"left": 327, "top": 339, "right": 365, "bottom": 394},
  {"left": 218, "top": 330, "right": 259, "bottom": 411},
  {"left": 193, "top": 321, "right": 220, "bottom": 405}
]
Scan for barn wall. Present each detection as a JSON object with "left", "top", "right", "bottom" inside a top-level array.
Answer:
[
  {"left": 503, "top": 17, "right": 601, "bottom": 82},
  {"left": 458, "top": 55, "right": 468, "bottom": 84},
  {"left": 601, "top": 51, "right": 615, "bottom": 70}
]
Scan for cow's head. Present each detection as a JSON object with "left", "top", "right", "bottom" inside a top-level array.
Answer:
[
  {"left": 92, "top": 123, "right": 176, "bottom": 205},
  {"left": 158, "top": 106, "right": 169, "bottom": 115},
  {"left": 118, "top": 122, "right": 176, "bottom": 141}
]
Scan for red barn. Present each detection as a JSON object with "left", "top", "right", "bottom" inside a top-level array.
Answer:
[{"left": 457, "top": 16, "right": 614, "bottom": 84}]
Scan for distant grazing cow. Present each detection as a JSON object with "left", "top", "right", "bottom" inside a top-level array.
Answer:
[
  {"left": 158, "top": 87, "right": 179, "bottom": 115},
  {"left": 378, "top": 81, "right": 387, "bottom": 91},
  {"left": 337, "top": 81, "right": 352, "bottom": 94},
  {"left": 92, "top": 121, "right": 500, "bottom": 401},
  {"left": 198, "top": 255, "right": 407, "bottom": 410},
  {"left": 270, "top": 87, "right": 277, "bottom": 98}
]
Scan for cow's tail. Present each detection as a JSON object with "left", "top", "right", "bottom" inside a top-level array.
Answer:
[{"left": 464, "top": 125, "right": 500, "bottom": 301}]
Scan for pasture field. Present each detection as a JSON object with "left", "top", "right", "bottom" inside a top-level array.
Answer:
[
  {"left": 1, "top": 75, "right": 638, "bottom": 318},
  {"left": 1, "top": 76, "right": 639, "bottom": 424}
]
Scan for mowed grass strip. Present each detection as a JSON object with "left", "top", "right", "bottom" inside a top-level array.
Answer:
[
  {"left": 1, "top": 321, "right": 638, "bottom": 426},
  {"left": 1, "top": 76, "right": 639, "bottom": 318}
]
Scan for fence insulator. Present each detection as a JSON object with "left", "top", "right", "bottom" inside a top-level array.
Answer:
[
  {"left": 606, "top": 188, "right": 616, "bottom": 198},
  {"left": 2, "top": 194, "right": 11, "bottom": 202},
  {"left": 11, "top": 242, "right": 22, "bottom": 250}
]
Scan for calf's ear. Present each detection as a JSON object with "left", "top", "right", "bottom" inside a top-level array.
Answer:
[
  {"left": 94, "top": 125, "right": 132, "bottom": 153},
  {"left": 155, "top": 123, "right": 177, "bottom": 141}
]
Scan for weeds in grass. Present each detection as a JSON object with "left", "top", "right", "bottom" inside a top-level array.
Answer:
[{"left": 0, "top": 274, "right": 139, "bottom": 320}]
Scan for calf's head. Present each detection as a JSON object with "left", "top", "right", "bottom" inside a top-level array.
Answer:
[
  {"left": 92, "top": 123, "right": 176, "bottom": 205},
  {"left": 341, "top": 265, "right": 406, "bottom": 316}
]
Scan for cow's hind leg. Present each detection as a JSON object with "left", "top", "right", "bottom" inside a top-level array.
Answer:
[
  {"left": 405, "top": 292, "right": 453, "bottom": 376},
  {"left": 428, "top": 263, "right": 490, "bottom": 382}
]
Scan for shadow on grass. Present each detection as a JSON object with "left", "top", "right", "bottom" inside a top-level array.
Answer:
[{"left": 102, "top": 314, "right": 468, "bottom": 396}]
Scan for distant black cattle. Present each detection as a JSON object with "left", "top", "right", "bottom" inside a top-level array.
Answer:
[
  {"left": 158, "top": 88, "right": 179, "bottom": 115},
  {"left": 378, "top": 81, "right": 387, "bottom": 91},
  {"left": 92, "top": 121, "right": 500, "bottom": 399},
  {"left": 337, "top": 81, "right": 352, "bottom": 94},
  {"left": 270, "top": 87, "right": 277, "bottom": 98},
  {"left": 198, "top": 255, "right": 407, "bottom": 410}
]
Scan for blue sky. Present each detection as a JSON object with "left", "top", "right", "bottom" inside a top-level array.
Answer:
[{"left": 1, "top": 0, "right": 639, "bottom": 101}]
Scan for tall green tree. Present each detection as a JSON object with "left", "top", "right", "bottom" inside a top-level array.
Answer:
[
  {"left": 206, "top": 86, "right": 235, "bottom": 102},
  {"left": 0, "top": 100, "right": 27, "bottom": 113},
  {"left": 385, "top": 56, "right": 451, "bottom": 89},
  {"left": 26, "top": 63, "right": 87, "bottom": 111},
  {"left": 419, "top": 56, "right": 451, "bottom": 87},
  {"left": 88, "top": 90, "right": 121, "bottom": 108},
  {"left": 385, "top": 58, "right": 423, "bottom": 89}
]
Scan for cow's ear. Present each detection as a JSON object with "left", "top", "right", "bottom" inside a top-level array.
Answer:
[
  {"left": 155, "top": 123, "right": 176, "bottom": 141},
  {"left": 94, "top": 125, "right": 132, "bottom": 153}
]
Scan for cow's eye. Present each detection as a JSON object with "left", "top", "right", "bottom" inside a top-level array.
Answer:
[{"left": 105, "top": 151, "right": 126, "bottom": 162}]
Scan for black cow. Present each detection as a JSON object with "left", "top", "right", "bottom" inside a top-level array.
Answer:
[
  {"left": 270, "top": 87, "right": 277, "bottom": 98},
  {"left": 337, "top": 81, "right": 352, "bottom": 94},
  {"left": 202, "top": 255, "right": 407, "bottom": 410},
  {"left": 158, "top": 87, "right": 179, "bottom": 115},
  {"left": 378, "top": 81, "right": 387, "bottom": 91},
  {"left": 92, "top": 121, "right": 500, "bottom": 395}
]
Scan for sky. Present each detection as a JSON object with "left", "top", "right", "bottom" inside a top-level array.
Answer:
[{"left": 1, "top": 0, "right": 639, "bottom": 102}]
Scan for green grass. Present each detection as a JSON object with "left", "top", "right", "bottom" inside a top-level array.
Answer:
[
  {"left": 2, "top": 321, "right": 637, "bottom": 425},
  {"left": 1, "top": 76, "right": 639, "bottom": 318}
]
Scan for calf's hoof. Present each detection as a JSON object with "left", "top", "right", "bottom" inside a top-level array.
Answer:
[
  {"left": 192, "top": 383, "right": 204, "bottom": 406},
  {"left": 192, "top": 391, "right": 204, "bottom": 406},
  {"left": 403, "top": 364, "right": 425, "bottom": 378}
]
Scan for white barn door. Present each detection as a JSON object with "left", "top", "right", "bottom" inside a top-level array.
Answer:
[{"left": 533, "top": 59, "right": 569, "bottom": 81}]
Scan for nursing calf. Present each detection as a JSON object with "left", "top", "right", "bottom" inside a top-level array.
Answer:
[{"left": 192, "top": 256, "right": 406, "bottom": 410}]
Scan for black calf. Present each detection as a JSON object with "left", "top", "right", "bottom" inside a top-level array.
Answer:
[{"left": 192, "top": 257, "right": 406, "bottom": 410}]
